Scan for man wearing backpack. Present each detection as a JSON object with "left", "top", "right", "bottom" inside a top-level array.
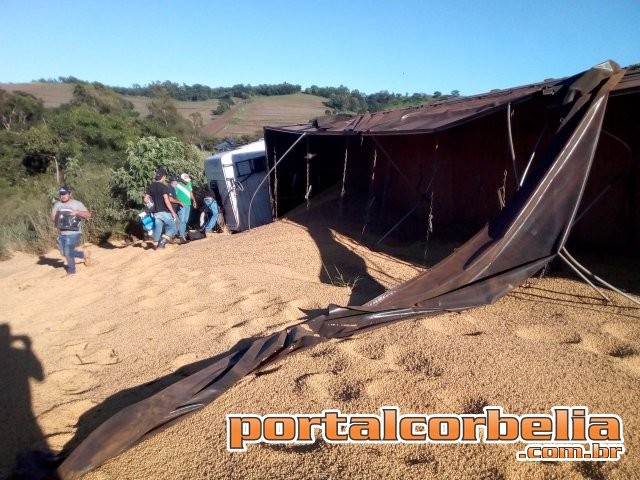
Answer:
[{"left": 51, "top": 186, "right": 92, "bottom": 276}]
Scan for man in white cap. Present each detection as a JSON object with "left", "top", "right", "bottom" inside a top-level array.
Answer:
[
  {"left": 50, "top": 186, "right": 92, "bottom": 275},
  {"left": 175, "top": 173, "right": 197, "bottom": 242}
]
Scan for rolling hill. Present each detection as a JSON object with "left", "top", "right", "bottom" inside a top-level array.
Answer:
[{"left": 0, "top": 83, "right": 329, "bottom": 137}]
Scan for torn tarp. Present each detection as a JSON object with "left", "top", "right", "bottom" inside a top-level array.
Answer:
[{"left": 54, "top": 61, "right": 623, "bottom": 480}]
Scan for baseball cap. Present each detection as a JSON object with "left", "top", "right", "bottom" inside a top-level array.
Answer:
[
  {"left": 169, "top": 175, "right": 179, "bottom": 182},
  {"left": 155, "top": 167, "right": 167, "bottom": 180},
  {"left": 180, "top": 173, "right": 191, "bottom": 182},
  {"left": 58, "top": 186, "right": 71, "bottom": 195}
]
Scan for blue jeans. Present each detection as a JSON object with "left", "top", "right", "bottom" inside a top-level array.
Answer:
[
  {"left": 177, "top": 205, "right": 191, "bottom": 237},
  {"left": 203, "top": 199, "right": 219, "bottom": 232},
  {"left": 152, "top": 211, "right": 177, "bottom": 242},
  {"left": 58, "top": 233, "right": 84, "bottom": 274}
]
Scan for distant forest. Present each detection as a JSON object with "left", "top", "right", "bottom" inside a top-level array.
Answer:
[{"left": 38, "top": 76, "right": 462, "bottom": 114}]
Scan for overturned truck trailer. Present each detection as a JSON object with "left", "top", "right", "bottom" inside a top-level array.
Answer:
[
  {"left": 264, "top": 61, "right": 640, "bottom": 252},
  {"left": 49, "top": 61, "right": 634, "bottom": 479}
]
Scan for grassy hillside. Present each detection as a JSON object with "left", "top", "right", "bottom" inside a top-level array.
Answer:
[
  {"left": 0, "top": 82, "right": 76, "bottom": 108},
  {"left": 209, "top": 93, "right": 328, "bottom": 136},
  {"left": 0, "top": 83, "right": 328, "bottom": 137}
]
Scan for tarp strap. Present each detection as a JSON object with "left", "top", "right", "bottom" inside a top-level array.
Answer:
[
  {"left": 376, "top": 140, "right": 441, "bottom": 246},
  {"left": 274, "top": 144, "right": 279, "bottom": 218},
  {"left": 371, "top": 136, "right": 414, "bottom": 191},
  {"left": 361, "top": 148, "right": 377, "bottom": 240},
  {"left": 305, "top": 136, "right": 311, "bottom": 210},
  {"left": 497, "top": 170, "right": 507, "bottom": 210},
  {"left": 507, "top": 102, "right": 521, "bottom": 187},
  {"left": 423, "top": 191, "right": 434, "bottom": 262},
  {"left": 267, "top": 144, "right": 276, "bottom": 219},
  {"left": 339, "top": 137, "right": 349, "bottom": 216}
]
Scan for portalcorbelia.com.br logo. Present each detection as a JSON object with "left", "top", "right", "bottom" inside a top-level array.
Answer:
[{"left": 227, "top": 406, "right": 624, "bottom": 461}]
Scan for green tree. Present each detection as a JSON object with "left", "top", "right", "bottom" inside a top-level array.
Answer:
[
  {"left": 110, "top": 136, "right": 204, "bottom": 209},
  {"left": 0, "top": 90, "right": 44, "bottom": 132},
  {"left": 143, "top": 87, "right": 192, "bottom": 140},
  {"left": 188, "top": 112, "right": 205, "bottom": 149},
  {"left": 213, "top": 101, "right": 231, "bottom": 115},
  {"left": 71, "top": 83, "right": 136, "bottom": 115},
  {"left": 0, "top": 130, "right": 26, "bottom": 183},
  {"left": 19, "top": 124, "right": 63, "bottom": 176},
  {"left": 147, "top": 87, "right": 182, "bottom": 128}
]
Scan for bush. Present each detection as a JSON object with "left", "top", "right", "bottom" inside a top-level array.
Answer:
[
  {"left": 64, "top": 161, "right": 127, "bottom": 244},
  {"left": 111, "top": 136, "right": 205, "bottom": 209},
  {"left": 0, "top": 176, "right": 60, "bottom": 256}
]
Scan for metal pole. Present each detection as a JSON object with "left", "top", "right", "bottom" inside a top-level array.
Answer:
[
  {"left": 561, "top": 247, "right": 640, "bottom": 306},
  {"left": 376, "top": 201, "right": 420, "bottom": 245},
  {"left": 557, "top": 251, "right": 611, "bottom": 303}
]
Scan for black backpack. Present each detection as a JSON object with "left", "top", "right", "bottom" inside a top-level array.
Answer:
[{"left": 55, "top": 209, "right": 81, "bottom": 231}]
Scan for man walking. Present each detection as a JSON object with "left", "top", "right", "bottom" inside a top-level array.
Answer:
[
  {"left": 51, "top": 186, "right": 92, "bottom": 276},
  {"left": 175, "top": 173, "right": 197, "bottom": 242},
  {"left": 144, "top": 168, "right": 178, "bottom": 250}
]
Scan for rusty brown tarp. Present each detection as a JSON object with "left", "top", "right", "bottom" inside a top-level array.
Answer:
[
  {"left": 48, "top": 61, "right": 622, "bottom": 480},
  {"left": 268, "top": 63, "right": 637, "bottom": 137}
]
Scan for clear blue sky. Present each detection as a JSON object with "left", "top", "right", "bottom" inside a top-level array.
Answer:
[{"left": 3, "top": 0, "right": 639, "bottom": 96}]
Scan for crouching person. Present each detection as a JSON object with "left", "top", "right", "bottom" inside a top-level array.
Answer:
[
  {"left": 201, "top": 191, "right": 220, "bottom": 234},
  {"left": 51, "top": 186, "right": 92, "bottom": 276}
]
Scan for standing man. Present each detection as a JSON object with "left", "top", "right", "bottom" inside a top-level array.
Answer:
[
  {"left": 167, "top": 175, "right": 185, "bottom": 241},
  {"left": 144, "top": 168, "right": 178, "bottom": 250},
  {"left": 51, "top": 185, "right": 92, "bottom": 276},
  {"left": 175, "top": 173, "right": 197, "bottom": 242}
]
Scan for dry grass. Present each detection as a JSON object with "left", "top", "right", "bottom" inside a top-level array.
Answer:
[
  {"left": 216, "top": 93, "right": 328, "bottom": 136},
  {"left": 0, "top": 83, "right": 328, "bottom": 137},
  {"left": 0, "top": 82, "right": 76, "bottom": 108},
  {"left": 125, "top": 95, "right": 220, "bottom": 120}
]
